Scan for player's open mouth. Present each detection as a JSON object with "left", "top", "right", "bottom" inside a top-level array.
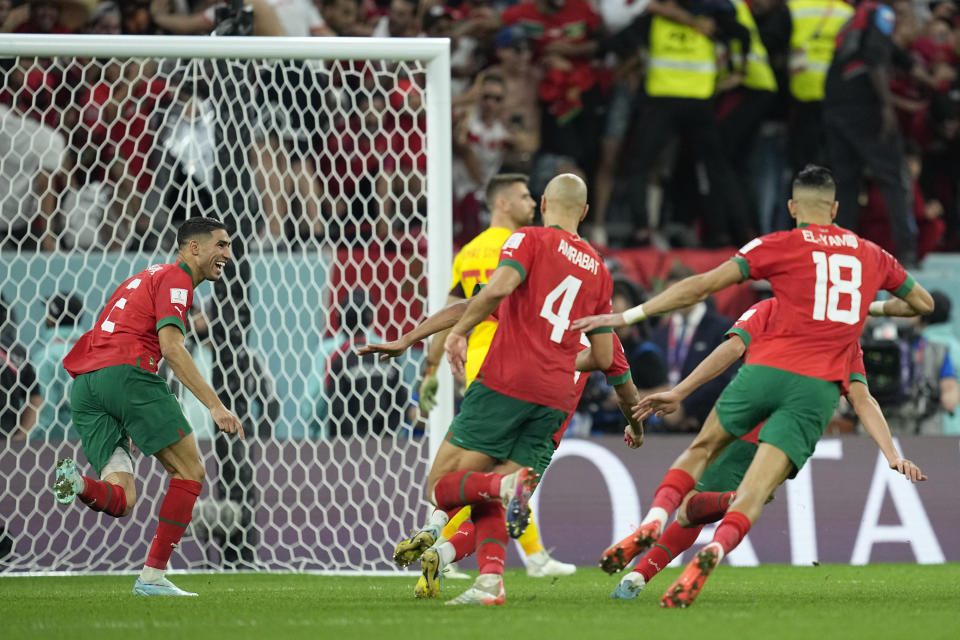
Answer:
[{"left": 214, "top": 260, "right": 226, "bottom": 275}]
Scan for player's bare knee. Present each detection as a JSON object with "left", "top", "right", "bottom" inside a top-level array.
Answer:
[
  {"left": 168, "top": 460, "right": 205, "bottom": 484},
  {"left": 184, "top": 462, "right": 205, "bottom": 484}
]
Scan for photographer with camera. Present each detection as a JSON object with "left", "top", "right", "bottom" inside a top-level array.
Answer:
[{"left": 863, "top": 290, "right": 960, "bottom": 435}]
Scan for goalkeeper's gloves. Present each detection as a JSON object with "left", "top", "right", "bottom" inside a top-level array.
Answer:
[{"left": 418, "top": 363, "right": 439, "bottom": 413}]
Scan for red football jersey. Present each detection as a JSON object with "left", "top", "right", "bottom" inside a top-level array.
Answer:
[
  {"left": 727, "top": 297, "right": 869, "bottom": 396},
  {"left": 726, "top": 297, "right": 867, "bottom": 444},
  {"left": 477, "top": 226, "right": 614, "bottom": 413},
  {"left": 553, "top": 332, "right": 632, "bottom": 446},
  {"left": 63, "top": 262, "right": 195, "bottom": 377},
  {"left": 732, "top": 224, "right": 911, "bottom": 382}
]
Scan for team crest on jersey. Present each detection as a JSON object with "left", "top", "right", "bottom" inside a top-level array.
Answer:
[{"left": 170, "top": 288, "right": 188, "bottom": 306}]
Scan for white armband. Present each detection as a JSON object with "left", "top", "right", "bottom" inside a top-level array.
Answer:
[
  {"left": 868, "top": 301, "right": 886, "bottom": 317},
  {"left": 623, "top": 304, "right": 647, "bottom": 325}
]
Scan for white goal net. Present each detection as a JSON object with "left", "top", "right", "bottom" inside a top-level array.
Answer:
[{"left": 0, "top": 35, "right": 452, "bottom": 573}]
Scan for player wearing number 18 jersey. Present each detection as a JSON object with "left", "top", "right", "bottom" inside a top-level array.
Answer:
[
  {"left": 573, "top": 165, "right": 934, "bottom": 607},
  {"left": 53, "top": 217, "right": 245, "bottom": 597}
]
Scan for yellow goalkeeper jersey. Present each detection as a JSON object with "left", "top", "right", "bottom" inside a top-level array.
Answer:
[{"left": 450, "top": 226, "right": 513, "bottom": 386}]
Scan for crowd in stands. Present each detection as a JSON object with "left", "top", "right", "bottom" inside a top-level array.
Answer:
[
  {"left": 2, "top": 0, "right": 960, "bottom": 441},
  {"left": 0, "top": 0, "right": 957, "bottom": 257}
]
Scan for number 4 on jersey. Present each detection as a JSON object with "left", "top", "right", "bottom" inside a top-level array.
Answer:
[{"left": 540, "top": 275, "right": 583, "bottom": 342}]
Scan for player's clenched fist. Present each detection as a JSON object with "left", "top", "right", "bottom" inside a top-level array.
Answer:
[
  {"left": 210, "top": 404, "right": 245, "bottom": 439},
  {"left": 444, "top": 332, "right": 468, "bottom": 377}
]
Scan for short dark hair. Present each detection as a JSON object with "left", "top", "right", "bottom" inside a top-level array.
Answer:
[
  {"left": 485, "top": 173, "right": 528, "bottom": 210},
  {"left": 176, "top": 217, "right": 227, "bottom": 248},
  {"left": 793, "top": 165, "right": 836, "bottom": 193}
]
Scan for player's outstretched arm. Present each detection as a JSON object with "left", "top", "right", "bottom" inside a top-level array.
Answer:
[
  {"left": 445, "top": 266, "right": 522, "bottom": 376},
  {"left": 847, "top": 381, "right": 927, "bottom": 482},
  {"left": 159, "top": 325, "right": 244, "bottom": 439},
  {"left": 572, "top": 260, "right": 744, "bottom": 332},
  {"left": 357, "top": 298, "right": 472, "bottom": 360},
  {"left": 869, "top": 283, "right": 935, "bottom": 318},
  {"left": 633, "top": 334, "right": 746, "bottom": 422}
]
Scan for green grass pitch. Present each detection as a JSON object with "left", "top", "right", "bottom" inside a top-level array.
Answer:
[{"left": 3, "top": 564, "right": 959, "bottom": 640}]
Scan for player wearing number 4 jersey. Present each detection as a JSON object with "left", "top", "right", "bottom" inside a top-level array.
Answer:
[
  {"left": 418, "top": 174, "right": 574, "bottom": 578},
  {"left": 369, "top": 174, "right": 616, "bottom": 605},
  {"left": 573, "top": 165, "right": 934, "bottom": 608},
  {"left": 54, "top": 217, "right": 245, "bottom": 597}
]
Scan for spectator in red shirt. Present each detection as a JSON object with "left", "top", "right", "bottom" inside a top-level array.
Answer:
[
  {"left": 501, "top": 0, "right": 604, "bottom": 185},
  {"left": 319, "top": 92, "right": 391, "bottom": 242},
  {"left": 76, "top": 62, "right": 171, "bottom": 250}
]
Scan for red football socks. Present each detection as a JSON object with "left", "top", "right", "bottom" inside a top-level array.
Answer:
[
  {"left": 449, "top": 517, "right": 477, "bottom": 562},
  {"left": 651, "top": 469, "right": 696, "bottom": 513},
  {"left": 472, "top": 500, "right": 507, "bottom": 575},
  {"left": 79, "top": 477, "right": 128, "bottom": 518},
  {"left": 636, "top": 523, "right": 703, "bottom": 582},
  {"left": 713, "top": 511, "right": 752, "bottom": 555},
  {"left": 145, "top": 478, "right": 202, "bottom": 570},
  {"left": 684, "top": 491, "right": 736, "bottom": 525},
  {"left": 433, "top": 471, "right": 501, "bottom": 510}
]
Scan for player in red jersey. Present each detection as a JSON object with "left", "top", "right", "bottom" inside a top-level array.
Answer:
[
  {"left": 572, "top": 165, "right": 934, "bottom": 607},
  {"left": 53, "top": 217, "right": 244, "bottom": 597},
  {"left": 361, "top": 297, "right": 642, "bottom": 600},
  {"left": 365, "top": 174, "right": 616, "bottom": 604},
  {"left": 605, "top": 297, "right": 925, "bottom": 598}
]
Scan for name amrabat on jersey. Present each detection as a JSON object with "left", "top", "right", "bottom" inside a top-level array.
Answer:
[
  {"left": 557, "top": 238, "right": 599, "bottom": 275},
  {"left": 801, "top": 229, "right": 859, "bottom": 249}
]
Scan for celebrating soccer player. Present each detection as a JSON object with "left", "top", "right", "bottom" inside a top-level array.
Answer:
[
  {"left": 604, "top": 296, "right": 926, "bottom": 599},
  {"left": 363, "top": 174, "right": 617, "bottom": 604},
  {"left": 415, "top": 173, "right": 578, "bottom": 581},
  {"left": 53, "top": 217, "right": 244, "bottom": 597},
  {"left": 572, "top": 165, "right": 934, "bottom": 607}
]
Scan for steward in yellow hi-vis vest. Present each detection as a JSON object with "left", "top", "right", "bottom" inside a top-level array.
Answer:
[
  {"left": 603, "top": 0, "right": 753, "bottom": 246},
  {"left": 646, "top": 16, "right": 718, "bottom": 99},
  {"left": 729, "top": 0, "right": 776, "bottom": 92},
  {"left": 787, "top": 0, "right": 855, "bottom": 102},
  {"left": 786, "top": 0, "right": 855, "bottom": 171}
]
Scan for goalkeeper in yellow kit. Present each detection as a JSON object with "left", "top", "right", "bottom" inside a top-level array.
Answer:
[{"left": 412, "top": 173, "right": 576, "bottom": 579}]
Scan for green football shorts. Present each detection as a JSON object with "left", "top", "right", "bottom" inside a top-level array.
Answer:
[
  {"left": 445, "top": 382, "right": 567, "bottom": 476},
  {"left": 695, "top": 438, "right": 758, "bottom": 492},
  {"left": 714, "top": 364, "right": 840, "bottom": 476},
  {"left": 70, "top": 364, "right": 193, "bottom": 473}
]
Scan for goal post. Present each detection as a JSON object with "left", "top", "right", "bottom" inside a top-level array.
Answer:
[{"left": 0, "top": 34, "right": 452, "bottom": 573}]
